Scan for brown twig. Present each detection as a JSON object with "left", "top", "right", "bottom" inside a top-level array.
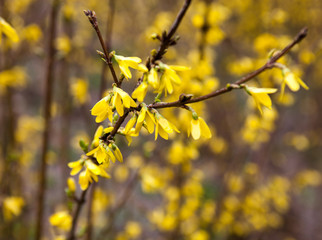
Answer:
[
  {"left": 35, "top": 1, "right": 60, "bottom": 240},
  {"left": 151, "top": 0, "right": 192, "bottom": 63},
  {"left": 68, "top": 188, "right": 89, "bottom": 240},
  {"left": 99, "top": 0, "right": 115, "bottom": 97},
  {"left": 148, "top": 27, "right": 308, "bottom": 110},
  {"left": 84, "top": 10, "right": 119, "bottom": 86}
]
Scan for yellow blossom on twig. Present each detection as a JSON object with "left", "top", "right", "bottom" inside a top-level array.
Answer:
[
  {"left": 245, "top": 86, "right": 277, "bottom": 114},
  {"left": 157, "top": 63, "right": 190, "bottom": 95},
  {"left": 112, "top": 86, "right": 137, "bottom": 116},
  {"left": 113, "top": 53, "right": 148, "bottom": 79},
  {"left": 188, "top": 114, "right": 212, "bottom": 140},
  {"left": 91, "top": 94, "right": 113, "bottom": 123},
  {"left": 154, "top": 112, "right": 180, "bottom": 140},
  {"left": 132, "top": 80, "right": 148, "bottom": 102},
  {"left": 280, "top": 68, "right": 309, "bottom": 98}
]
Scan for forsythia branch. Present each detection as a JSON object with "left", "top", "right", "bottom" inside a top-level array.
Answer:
[
  {"left": 67, "top": 1, "right": 193, "bottom": 239},
  {"left": 148, "top": 27, "right": 308, "bottom": 109}
]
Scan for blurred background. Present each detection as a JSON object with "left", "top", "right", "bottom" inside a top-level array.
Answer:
[{"left": 0, "top": 0, "right": 322, "bottom": 239}]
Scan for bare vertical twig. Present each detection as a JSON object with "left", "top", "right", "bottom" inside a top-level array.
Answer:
[
  {"left": 99, "top": 0, "right": 115, "bottom": 98},
  {"left": 84, "top": 10, "right": 119, "bottom": 86},
  {"left": 58, "top": 17, "right": 74, "bottom": 202},
  {"left": 68, "top": 189, "right": 89, "bottom": 240},
  {"left": 86, "top": 2, "right": 116, "bottom": 240},
  {"left": 35, "top": 0, "right": 61, "bottom": 239}
]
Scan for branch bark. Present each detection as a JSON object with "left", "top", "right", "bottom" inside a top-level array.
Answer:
[{"left": 35, "top": 0, "right": 60, "bottom": 239}]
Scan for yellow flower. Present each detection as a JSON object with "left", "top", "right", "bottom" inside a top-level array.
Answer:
[
  {"left": 0, "top": 17, "right": 19, "bottom": 43},
  {"left": 154, "top": 112, "right": 180, "bottom": 140},
  {"left": 125, "top": 221, "right": 142, "bottom": 238},
  {"left": 132, "top": 80, "right": 148, "bottom": 102},
  {"left": 49, "top": 211, "right": 72, "bottom": 231},
  {"left": 113, "top": 53, "right": 148, "bottom": 79},
  {"left": 22, "top": 24, "right": 42, "bottom": 43},
  {"left": 67, "top": 177, "right": 76, "bottom": 192},
  {"left": 86, "top": 143, "right": 114, "bottom": 164},
  {"left": 91, "top": 94, "right": 113, "bottom": 123},
  {"left": 135, "top": 104, "right": 147, "bottom": 134},
  {"left": 147, "top": 68, "right": 159, "bottom": 89},
  {"left": 91, "top": 125, "right": 104, "bottom": 148},
  {"left": 111, "top": 143, "right": 123, "bottom": 163},
  {"left": 188, "top": 115, "right": 212, "bottom": 140},
  {"left": 119, "top": 127, "right": 139, "bottom": 146},
  {"left": 78, "top": 161, "right": 110, "bottom": 190},
  {"left": 112, "top": 86, "right": 137, "bottom": 116},
  {"left": 246, "top": 86, "right": 277, "bottom": 114},
  {"left": 2, "top": 197, "right": 24, "bottom": 221},
  {"left": 56, "top": 36, "right": 71, "bottom": 55},
  {"left": 281, "top": 68, "right": 309, "bottom": 97},
  {"left": 142, "top": 107, "right": 156, "bottom": 134},
  {"left": 0, "top": 67, "right": 26, "bottom": 93},
  {"left": 70, "top": 78, "right": 89, "bottom": 105},
  {"left": 68, "top": 158, "right": 84, "bottom": 176},
  {"left": 158, "top": 63, "right": 190, "bottom": 95},
  {"left": 124, "top": 114, "right": 138, "bottom": 134}
]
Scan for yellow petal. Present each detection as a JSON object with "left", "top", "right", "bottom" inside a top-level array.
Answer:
[
  {"left": 166, "top": 68, "right": 181, "bottom": 84},
  {"left": 297, "top": 77, "right": 309, "bottom": 90},
  {"left": 85, "top": 161, "right": 101, "bottom": 175},
  {"left": 99, "top": 168, "right": 111, "bottom": 178},
  {"left": 191, "top": 119, "right": 201, "bottom": 140},
  {"left": 79, "top": 171, "right": 89, "bottom": 190},
  {"left": 86, "top": 146, "right": 99, "bottom": 156},
  {"left": 113, "top": 145, "right": 123, "bottom": 163},
  {"left": 132, "top": 82, "right": 148, "bottom": 102},
  {"left": 91, "top": 97, "right": 109, "bottom": 115},
  {"left": 199, "top": 117, "right": 212, "bottom": 139},
  {"left": 96, "top": 145, "right": 107, "bottom": 164},
  {"left": 157, "top": 124, "right": 169, "bottom": 140},
  {"left": 157, "top": 116, "right": 173, "bottom": 133},
  {"left": 70, "top": 165, "right": 82, "bottom": 176},
  {"left": 124, "top": 115, "right": 137, "bottom": 134},
  {"left": 256, "top": 93, "right": 272, "bottom": 109},
  {"left": 93, "top": 126, "right": 103, "bottom": 140},
  {"left": 137, "top": 107, "right": 146, "bottom": 123},
  {"left": 285, "top": 72, "right": 300, "bottom": 92},
  {"left": 168, "top": 65, "right": 190, "bottom": 71},
  {"left": 113, "top": 94, "right": 124, "bottom": 116},
  {"left": 106, "top": 147, "right": 116, "bottom": 163},
  {"left": 0, "top": 17, "right": 19, "bottom": 43},
  {"left": 118, "top": 60, "right": 132, "bottom": 79},
  {"left": 148, "top": 68, "right": 159, "bottom": 89}
]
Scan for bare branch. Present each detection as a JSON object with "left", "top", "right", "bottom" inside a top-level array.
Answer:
[{"left": 84, "top": 10, "right": 119, "bottom": 86}]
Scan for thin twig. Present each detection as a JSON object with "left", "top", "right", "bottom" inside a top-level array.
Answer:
[
  {"left": 152, "top": 0, "right": 192, "bottom": 63},
  {"left": 148, "top": 27, "right": 308, "bottom": 110},
  {"left": 35, "top": 0, "right": 60, "bottom": 239},
  {"left": 67, "top": 188, "right": 89, "bottom": 240},
  {"left": 84, "top": 10, "right": 119, "bottom": 86},
  {"left": 99, "top": 0, "right": 116, "bottom": 97}
]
